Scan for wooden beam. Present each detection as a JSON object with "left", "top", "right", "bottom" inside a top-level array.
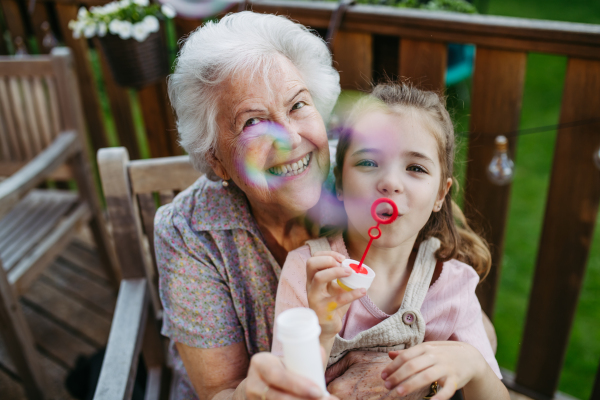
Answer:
[
  {"left": 463, "top": 48, "right": 527, "bottom": 318},
  {"left": 137, "top": 80, "right": 180, "bottom": 157},
  {"left": 332, "top": 30, "right": 372, "bottom": 91},
  {"left": 516, "top": 57, "right": 600, "bottom": 397},
  {"left": 399, "top": 38, "right": 447, "bottom": 91},
  {"left": 54, "top": 4, "right": 108, "bottom": 153}
]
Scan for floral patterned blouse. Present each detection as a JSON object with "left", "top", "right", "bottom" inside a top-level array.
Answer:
[{"left": 155, "top": 176, "right": 282, "bottom": 399}]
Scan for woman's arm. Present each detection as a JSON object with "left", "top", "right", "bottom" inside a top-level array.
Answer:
[{"left": 177, "top": 342, "right": 329, "bottom": 400}]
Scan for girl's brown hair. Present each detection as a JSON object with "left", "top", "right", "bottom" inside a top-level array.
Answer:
[{"left": 334, "top": 82, "right": 492, "bottom": 279}]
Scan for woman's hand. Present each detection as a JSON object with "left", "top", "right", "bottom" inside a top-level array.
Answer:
[
  {"left": 306, "top": 251, "right": 366, "bottom": 346},
  {"left": 381, "top": 342, "right": 510, "bottom": 400},
  {"left": 245, "top": 352, "right": 336, "bottom": 400}
]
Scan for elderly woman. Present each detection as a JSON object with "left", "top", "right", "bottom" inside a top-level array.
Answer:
[{"left": 155, "top": 11, "right": 342, "bottom": 400}]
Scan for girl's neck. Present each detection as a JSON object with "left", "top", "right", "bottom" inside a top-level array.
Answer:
[{"left": 344, "top": 226, "right": 419, "bottom": 314}]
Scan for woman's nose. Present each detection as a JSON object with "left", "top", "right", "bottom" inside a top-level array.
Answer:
[
  {"left": 377, "top": 173, "right": 403, "bottom": 195},
  {"left": 277, "top": 120, "right": 302, "bottom": 150}
]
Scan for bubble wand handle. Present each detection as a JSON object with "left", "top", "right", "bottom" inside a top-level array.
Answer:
[
  {"left": 357, "top": 222, "right": 380, "bottom": 269},
  {"left": 356, "top": 198, "right": 399, "bottom": 270}
]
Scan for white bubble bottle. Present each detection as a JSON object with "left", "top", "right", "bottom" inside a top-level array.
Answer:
[{"left": 276, "top": 308, "right": 328, "bottom": 395}]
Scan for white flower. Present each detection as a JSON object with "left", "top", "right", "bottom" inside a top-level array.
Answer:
[
  {"left": 83, "top": 22, "right": 97, "bottom": 38},
  {"left": 120, "top": 0, "right": 131, "bottom": 8},
  {"left": 143, "top": 15, "right": 160, "bottom": 33},
  {"left": 78, "top": 7, "right": 88, "bottom": 19},
  {"left": 109, "top": 19, "right": 122, "bottom": 35},
  {"left": 118, "top": 21, "right": 133, "bottom": 39},
  {"left": 133, "top": 0, "right": 149, "bottom": 6},
  {"left": 132, "top": 22, "right": 150, "bottom": 42},
  {"left": 161, "top": 4, "right": 176, "bottom": 18},
  {"left": 70, "top": 20, "right": 84, "bottom": 39},
  {"left": 97, "top": 22, "right": 108, "bottom": 37}
]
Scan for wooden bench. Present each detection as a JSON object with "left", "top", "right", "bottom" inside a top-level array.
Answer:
[{"left": 0, "top": 48, "right": 119, "bottom": 399}]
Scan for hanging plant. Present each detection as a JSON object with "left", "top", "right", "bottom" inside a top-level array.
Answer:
[{"left": 69, "top": 0, "right": 177, "bottom": 88}]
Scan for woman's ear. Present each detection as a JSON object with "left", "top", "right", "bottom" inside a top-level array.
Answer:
[
  {"left": 433, "top": 178, "right": 452, "bottom": 212},
  {"left": 206, "top": 148, "right": 230, "bottom": 181}
]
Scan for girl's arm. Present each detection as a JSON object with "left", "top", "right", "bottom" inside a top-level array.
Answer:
[
  {"left": 381, "top": 342, "right": 509, "bottom": 400},
  {"left": 305, "top": 251, "right": 366, "bottom": 365}
]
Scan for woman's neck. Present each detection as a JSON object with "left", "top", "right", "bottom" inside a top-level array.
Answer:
[
  {"left": 248, "top": 199, "right": 317, "bottom": 266},
  {"left": 344, "top": 226, "right": 418, "bottom": 314}
]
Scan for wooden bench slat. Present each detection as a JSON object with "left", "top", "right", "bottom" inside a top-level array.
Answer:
[
  {"left": 515, "top": 57, "right": 600, "bottom": 397},
  {"left": 332, "top": 31, "right": 373, "bottom": 90},
  {"left": 0, "top": 77, "right": 22, "bottom": 161},
  {"left": 44, "top": 76, "right": 62, "bottom": 137},
  {"left": 463, "top": 47, "right": 527, "bottom": 317},
  {"left": 20, "top": 78, "right": 44, "bottom": 156},
  {"left": 399, "top": 39, "right": 447, "bottom": 91},
  {"left": 93, "top": 278, "right": 148, "bottom": 400},
  {"left": 128, "top": 155, "right": 200, "bottom": 194},
  {"left": 9, "top": 202, "right": 90, "bottom": 295},
  {"left": 8, "top": 77, "right": 34, "bottom": 160},
  {"left": 0, "top": 191, "right": 78, "bottom": 271},
  {"left": 32, "top": 77, "right": 53, "bottom": 148}
]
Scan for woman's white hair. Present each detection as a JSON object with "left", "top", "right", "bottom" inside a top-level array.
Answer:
[{"left": 168, "top": 11, "right": 341, "bottom": 176}]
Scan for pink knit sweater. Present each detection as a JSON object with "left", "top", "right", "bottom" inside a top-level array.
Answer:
[{"left": 272, "top": 234, "right": 502, "bottom": 379}]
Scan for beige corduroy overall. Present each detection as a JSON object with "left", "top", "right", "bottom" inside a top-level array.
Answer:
[{"left": 306, "top": 236, "right": 442, "bottom": 399}]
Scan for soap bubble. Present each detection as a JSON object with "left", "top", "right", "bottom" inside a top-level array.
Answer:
[{"left": 233, "top": 121, "right": 293, "bottom": 190}]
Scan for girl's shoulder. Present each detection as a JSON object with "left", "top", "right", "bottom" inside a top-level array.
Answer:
[{"left": 429, "top": 258, "right": 480, "bottom": 294}]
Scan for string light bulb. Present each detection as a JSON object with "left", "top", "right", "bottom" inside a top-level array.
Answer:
[
  {"left": 487, "top": 135, "right": 514, "bottom": 185},
  {"left": 41, "top": 22, "right": 58, "bottom": 50},
  {"left": 594, "top": 145, "right": 600, "bottom": 170}
]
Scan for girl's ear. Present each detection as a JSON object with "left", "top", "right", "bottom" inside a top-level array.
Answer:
[
  {"left": 433, "top": 178, "right": 452, "bottom": 212},
  {"left": 206, "top": 148, "right": 230, "bottom": 181}
]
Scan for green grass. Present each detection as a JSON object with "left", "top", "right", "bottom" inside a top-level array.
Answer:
[{"left": 452, "top": 1, "right": 600, "bottom": 398}]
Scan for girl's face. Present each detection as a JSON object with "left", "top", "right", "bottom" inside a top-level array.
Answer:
[
  {"left": 211, "top": 55, "right": 330, "bottom": 214},
  {"left": 339, "top": 109, "right": 450, "bottom": 248}
]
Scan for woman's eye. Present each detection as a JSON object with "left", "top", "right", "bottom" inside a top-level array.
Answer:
[
  {"left": 407, "top": 165, "right": 427, "bottom": 173},
  {"left": 244, "top": 117, "right": 261, "bottom": 128},
  {"left": 291, "top": 101, "right": 306, "bottom": 111},
  {"left": 357, "top": 160, "right": 377, "bottom": 167}
]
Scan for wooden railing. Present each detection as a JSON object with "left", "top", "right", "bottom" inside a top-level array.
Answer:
[{"left": 1, "top": 1, "right": 599, "bottom": 399}]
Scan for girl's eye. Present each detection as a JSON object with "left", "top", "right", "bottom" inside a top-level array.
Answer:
[
  {"left": 291, "top": 101, "right": 306, "bottom": 111},
  {"left": 407, "top": 165, "right": 427, "bottom": 173},
  {"left": 357, "top": 159, "right": 377, "bottom": 168},
  {"left": 244, "top": 117, "right": 261, "bottom": 128}
]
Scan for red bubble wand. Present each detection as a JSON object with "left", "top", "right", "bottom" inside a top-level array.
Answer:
[{"left": 350, "top": 198, "right": 399, "bottom": 274}]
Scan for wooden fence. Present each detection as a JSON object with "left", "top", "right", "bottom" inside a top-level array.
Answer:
[{"left": 1, "top": 0, "right": 599, "bottom": 399}]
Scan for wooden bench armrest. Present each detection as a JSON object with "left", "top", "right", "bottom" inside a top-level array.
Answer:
[
  {"left": 94, "top": 278, "right": 149, "bottom": 400},
  {"left": 0, "top": 132, "right": 80, "bottom": 218}
]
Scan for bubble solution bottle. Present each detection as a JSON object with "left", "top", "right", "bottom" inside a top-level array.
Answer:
[{"left": 276, "top": 308, "right": 329, "bottom": 396}]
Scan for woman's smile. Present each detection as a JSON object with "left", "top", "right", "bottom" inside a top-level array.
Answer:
[{"left": 268, "top": 152, "right": 312, "bottom": 177}]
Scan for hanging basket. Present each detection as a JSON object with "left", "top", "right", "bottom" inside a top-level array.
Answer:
[{"left": 97, "top": 28, "right": 169, "bottom": 89}]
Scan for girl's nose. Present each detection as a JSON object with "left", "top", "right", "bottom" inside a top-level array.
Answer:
[{"left": 377, "top": 173, "right": 403, "bottom": 195}]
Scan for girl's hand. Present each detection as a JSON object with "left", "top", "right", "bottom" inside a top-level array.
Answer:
[
  {"left": 306, "top": 251, "right": 366, "bottom": 341},
  {"left": 380, "top": 341, "right": 487, "bottom": 400}
]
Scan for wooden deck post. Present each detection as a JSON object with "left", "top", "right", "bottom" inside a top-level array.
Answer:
[
  {"left": 464, "top": 48, "right": 527, "bottom": 318},
  {"left": 515, "top": 57, "right": 600, "bottom": 397}
]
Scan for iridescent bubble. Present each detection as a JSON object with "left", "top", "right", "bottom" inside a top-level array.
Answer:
[{"left": 234, "top": 121, "right": 294, "bottom": 190}]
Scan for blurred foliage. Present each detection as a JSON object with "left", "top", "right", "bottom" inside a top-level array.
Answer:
[{"left": 351, "top": 0, "right": 478, "bottom": 13}]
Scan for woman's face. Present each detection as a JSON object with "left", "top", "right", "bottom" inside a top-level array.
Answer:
[
  {"left": 211, "top": 55, "right": 330, "bottom": 214},
  {"left": 339, "top": 110, "right": 450, "bottom": 248}
]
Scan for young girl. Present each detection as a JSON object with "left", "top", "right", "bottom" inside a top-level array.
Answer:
[{"left": 271, "top": 83, "right": 509, "bottom": 400}]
